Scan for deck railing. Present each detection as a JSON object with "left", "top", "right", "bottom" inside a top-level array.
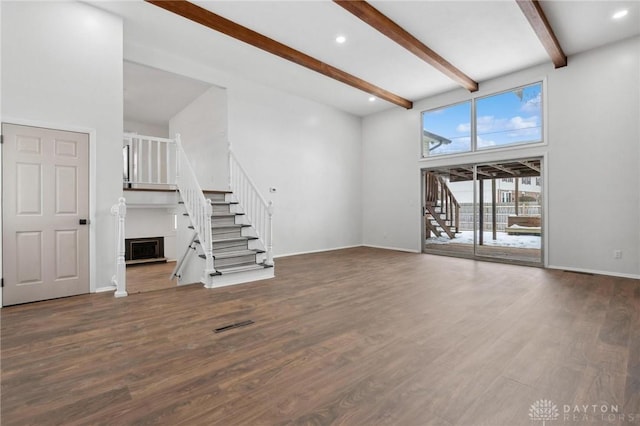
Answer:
[
  {"left": 123, "top": 133, "right": 177, "bottom": 188},
  {"left": 229, "top": 151, "right": 274, "bottom": 265}
]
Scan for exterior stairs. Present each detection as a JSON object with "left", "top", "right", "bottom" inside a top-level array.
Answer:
[
  {"left": 425, "top": 203, "right": 457, "bottom": 239},
  {"left": 424, "top": 172, "right": 460, "bottom": 239}
]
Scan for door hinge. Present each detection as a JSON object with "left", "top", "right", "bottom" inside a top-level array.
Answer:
[
  {"left": 1, "top": 278, "right": 4, "bottom": 288},
  {"left": 0, "top": 134, "right": 3, "bottom": 144}
]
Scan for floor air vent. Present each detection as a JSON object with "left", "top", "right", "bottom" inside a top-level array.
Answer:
[{"left": 214, "top": 320, "right": 254, "bottom": 333}]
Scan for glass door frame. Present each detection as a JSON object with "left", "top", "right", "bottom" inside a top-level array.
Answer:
[{"left": 422, "top": 156, "right": 545, "bottom": 267}]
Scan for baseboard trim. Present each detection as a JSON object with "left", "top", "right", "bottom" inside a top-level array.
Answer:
[
  {"left": 95, "top": 286, "right": 117, "bottom": 293},
  {"left": 547, "top": 264, "right": 640, "bottom": 280},
  {"left": 362, "top": 244, "right": 421, "bottom": 254},
  {"left": 274, "top": 245, "right": 362, "bottom": 259}
]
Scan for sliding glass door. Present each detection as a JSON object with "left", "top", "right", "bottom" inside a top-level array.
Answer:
[{"left": 423, "top": 157, "right": 543, "bottom": 266}]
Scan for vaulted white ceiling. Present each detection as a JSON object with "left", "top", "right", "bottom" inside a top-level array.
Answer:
[{"left": 92, "top": 0, "right": 640, "bottom": 119}]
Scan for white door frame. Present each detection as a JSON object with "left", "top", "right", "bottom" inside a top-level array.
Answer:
[{"left": 1, "top": 117, "right": 97, "bottom": 308}]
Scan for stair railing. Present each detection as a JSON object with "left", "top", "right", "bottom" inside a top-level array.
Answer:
[
  {"left": 229, "top": 151, "right": 274, "bottom": 265},
  {"left": 123, "top": 133, "right": 177, "bottom": 188},
  {"left": 170, "top": 232, "right": 198, "bottom": 280},
  {"left": 175, "top": 134, "right": 216, "bottom": 279},
  {"left": 110, "top": 197, "right": 128, "bottom": 298}
]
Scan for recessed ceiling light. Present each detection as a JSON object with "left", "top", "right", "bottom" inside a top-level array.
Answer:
[
  {"left": 612, "top": 9, "right": 628, "bottom": 19},
  {"left": 335, "top": 35, "right": 346, "bottom": 44},
  {"left": 368, "top": 96, "right": 376, "bottom": 102}
]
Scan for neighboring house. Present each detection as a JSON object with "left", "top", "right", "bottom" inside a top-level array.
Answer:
[
  {"left": 1, "top": 1, "right": 639, "bottom": 306},
  {"left": 448, "top": 177, "right": 542, "bottom": 205}
]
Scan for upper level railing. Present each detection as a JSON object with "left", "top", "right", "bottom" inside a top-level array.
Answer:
[
  {"left": 123, "top": 133, "right": 177, "bottom": 188},
  {"left": 175, "top": 134, "right": 217, "bottom": 281},
  {"left": 229, "top": 151, "right": 274, "bottom": 265}
]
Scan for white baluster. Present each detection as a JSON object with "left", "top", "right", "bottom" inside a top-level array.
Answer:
[{"left": 156, "top": 140, "right": 162, "bottom": 184}]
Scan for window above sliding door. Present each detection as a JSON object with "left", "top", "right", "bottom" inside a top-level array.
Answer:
[
  {"left": 476, "top": 83, "right": 542, "bottom": 150},
  {"left": 421, "top": 81, "right": 543, "bottom": 158}
]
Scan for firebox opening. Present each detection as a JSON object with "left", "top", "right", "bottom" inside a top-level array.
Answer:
[{"left": 125, "top": 237, "right": 166, "bottom": 265}]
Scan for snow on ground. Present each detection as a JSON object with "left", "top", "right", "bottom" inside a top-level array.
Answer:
[{"left": 426, "top": 231, "right": 541, "bottom": 249}]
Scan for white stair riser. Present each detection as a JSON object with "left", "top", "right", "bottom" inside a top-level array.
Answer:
[
  {"left": 212, "top": 228, "right": 242, "bottom": 239},
  {"left": 203, "top": 267, "right": 275, "bottom": 289},
  {"left": 213, "top": 240, "right": 250, "bottom": 253},
  {"left": 212, "top": 216, "right": 236, "bottom": 226},
  {"left": 206, "top": 194, "right": 226, "bottom": 202},
  {"left": 212, "top": 204, "right": 231, "bottom": 214},
  {"left": 215, "top": 254, "right": 260, "bottom": 267}
]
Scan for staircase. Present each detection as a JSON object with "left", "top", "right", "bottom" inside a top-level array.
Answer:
[
  {"left": 116, "top": 133, "right": 275, "bottom": 296},
  {"left": 424, "top": 172, "right": 460, "bottom": 239},
  {"left": 189, "top": 191, "right": 272, "bottom": 278}
]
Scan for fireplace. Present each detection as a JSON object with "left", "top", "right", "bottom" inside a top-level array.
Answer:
[{"left": 125, "top": 237, "right": 166, "bottom": 265}]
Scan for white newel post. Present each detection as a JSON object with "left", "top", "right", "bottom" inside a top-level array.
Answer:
[
  {"left": 111, "top": 197, "right": 128, "bottom": 298},
  {"left": 265, "top": 201, "right": 274, "bottom": 266}
]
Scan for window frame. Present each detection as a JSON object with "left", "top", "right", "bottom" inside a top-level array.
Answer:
[
  {"left": 421, "top": 99, "right": 473, "bottom": 157},
  {"left": 421, "top": 81, "right": 545, "bottom": 159}
]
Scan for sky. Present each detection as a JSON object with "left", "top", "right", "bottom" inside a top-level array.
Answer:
[{"left": 423, "top": 82, "right": 542, "bottom": 155}]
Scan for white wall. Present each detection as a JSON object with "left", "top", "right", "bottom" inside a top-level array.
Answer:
[
  {"left": 228, "top": 83, "right": 363, "bottom": 257},
  {"left": 126, "top": 44, "right": 363, "bottom": 257},
  {"left": 169, "top": 86, "right": 228, "bottom": 190},
  {"left": 546, "top": 36, "right": 640, "bottom": 277},
  {"left": 1, "top": 1, "right": 124, "bottom": 298},
  {"left": 124, "top": 119, "right": 169, "bottom": 138},
  {"left": 363, "top": 36, "right": 640, "bottom": 278}
]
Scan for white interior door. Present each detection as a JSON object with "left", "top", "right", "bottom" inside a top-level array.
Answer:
[{"left": 2, "top": 123, "right": 89, "bottom": 305}]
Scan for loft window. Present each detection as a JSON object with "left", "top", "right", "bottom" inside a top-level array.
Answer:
[
  {"left": 422, "top": 101, "right": 471, "bottom": 156},
  {"left": 476, "top": 82, "right": 543, "bottom": 150},
  {"left": 422, "top": 81, "right": 543, "bottom": 158}
]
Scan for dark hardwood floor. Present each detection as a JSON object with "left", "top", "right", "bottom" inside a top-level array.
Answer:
[
  {"left": 126, "top": 261, "right": 178, "bottom": 294},
  {"left": 1, "top": 247, "right": 639, "bottom": 425}
]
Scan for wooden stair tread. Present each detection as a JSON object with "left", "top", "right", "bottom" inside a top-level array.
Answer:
[
  {"left": 210, "top": 201, "right": 238, "bottom": 205},
  {"left": 213, "top": 236, "right": 258, "bottom": 243},
  {"left": 212, "top": 224, "right": 249, "bottom": 229},
  {"left": 124, "top": 188, "right": 177, "bottom": 193},
  {"left": 212, "top": 212, "right": 244, "bottom": 217},
  {"left": 194, "top": 235, "right": 257, "bottom": 244}
]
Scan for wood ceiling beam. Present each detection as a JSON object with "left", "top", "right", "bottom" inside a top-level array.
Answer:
[
  {"left": 145, "top": 0, "right": 413, "bottom": 109},
  {"left": 516, "top": 0, "right": 567, "bottom": 68},
  {"left": 334, "top": 0, "right": 478, "bottom": 92}
]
